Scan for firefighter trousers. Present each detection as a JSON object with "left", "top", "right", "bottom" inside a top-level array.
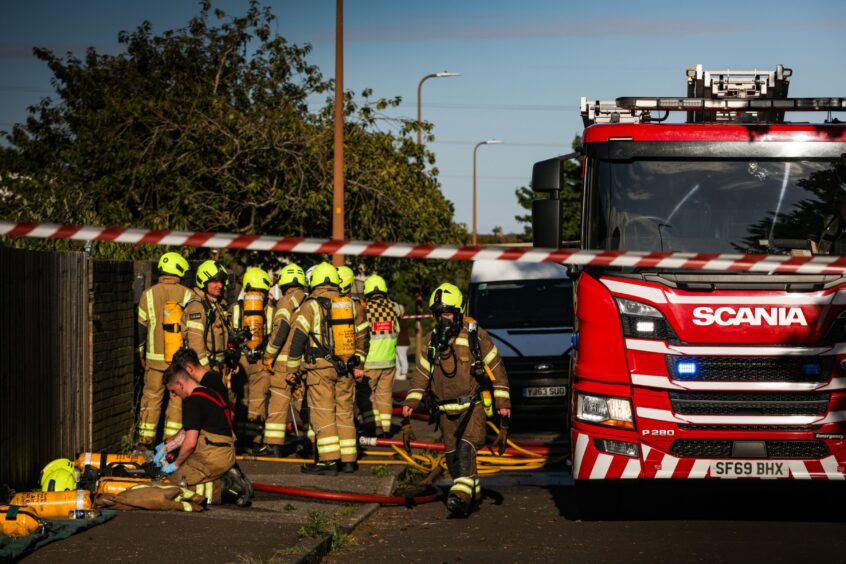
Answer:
[
  {"left": 356, "top": 367, "right": 396, "bottom": 435},
  {"left": 167, "top": 430, "right": 235, "bottom": 486},
  {"left": 265, "top": 367, "right": 294, "bottom": 446},
  {"left": 138, "top": 365, "right": 182, "bottom": 444},
  {"left": 306, "top": 367, "right": 357, "bottom": 463},
  {"left": 441, "top": 403, "right": 486, "bottom": 504},
  {"left": 233, "top": 359, "right": 269, "bottom": 445}
]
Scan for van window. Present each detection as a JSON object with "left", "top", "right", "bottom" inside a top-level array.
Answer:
[{"left": 469, "top": 279, "right": 574, "bottom": 329}]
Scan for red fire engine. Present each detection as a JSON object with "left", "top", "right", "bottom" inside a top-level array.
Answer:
[{"left": 531, "top": 65, "right": 846, "bottom": 480}]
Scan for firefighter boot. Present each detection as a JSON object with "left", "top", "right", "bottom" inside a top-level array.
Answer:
[
  {"left": 222, "top": 464, "right": 254, "bottom": 507},
  {"left": 301, "top": 461, "right": 339, "bottom": 476}
]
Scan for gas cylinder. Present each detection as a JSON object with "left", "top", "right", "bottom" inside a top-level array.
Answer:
[
  {"left": 0, "top": 506, "right": 44, "bottom": 537},
  {"left": 9, "top": 490, "right": 92, "bottom": 520},
  {"left": 96, "top": 477, "right": 150, "bottom": 496},
  {"left": 242, "top": 291, "right": 265, "bottom": 351},
  {"left": 74, "top": 452, "right": 146, "bottom": 471},
  {"left": 163, "top": 301, "right": 184, "bottom": 362}
]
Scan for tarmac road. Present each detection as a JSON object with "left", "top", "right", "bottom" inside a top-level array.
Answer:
[{"left": 331, "top": 470, "right": 846, "bottom": 564}]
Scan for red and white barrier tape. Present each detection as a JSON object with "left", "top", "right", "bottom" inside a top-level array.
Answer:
[
  {"left": 3, "top": 220, "right": 846, "bottom": 274},
  {"left": 400, "top": 314, "right": 431, "bottom": 320}
]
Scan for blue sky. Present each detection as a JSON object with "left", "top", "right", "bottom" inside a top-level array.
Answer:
[{"left": 1, "top": 0, "right": 844, "bottom": 235}]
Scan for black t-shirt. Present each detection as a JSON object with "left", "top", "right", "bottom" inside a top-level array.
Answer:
[
  {"left": 200, "top": 369, "right": 229, "bottom": 404},
  {"left": 182, "top": 386, "right": 233, "bottom": 437}
]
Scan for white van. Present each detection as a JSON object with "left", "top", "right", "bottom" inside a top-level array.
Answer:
[{"left": 467, "top": 260, "right": 574, "bottom": 421}]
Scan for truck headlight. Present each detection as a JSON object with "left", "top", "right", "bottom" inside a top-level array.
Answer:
[
  {"left": 576, "top": 393, "right": 634, "bottom": 429},
  {"left": 616, "top": 298, "right": 677, "bottom": 341}
]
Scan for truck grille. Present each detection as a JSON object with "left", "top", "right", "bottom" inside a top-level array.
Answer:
[
  {"left": 669, "top": 439, "right": 829, "bottom": 459},
  {"left": 669, "top": 391, "right": 830, "bottom": 416},
  {"left": 678, "top": 424, "right": 818, "bottom": 432},
  {"left": 665, "top": 356, "right": 832, "bottom": 383}
]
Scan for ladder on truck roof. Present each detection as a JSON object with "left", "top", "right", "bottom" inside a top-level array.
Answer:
[{"left": 581, "top": 64, "right": 845, "bottom": 126}]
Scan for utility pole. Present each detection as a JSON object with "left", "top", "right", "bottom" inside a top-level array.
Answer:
[{"left": 332, "top": 0, "right": 344, "bottom": 266}]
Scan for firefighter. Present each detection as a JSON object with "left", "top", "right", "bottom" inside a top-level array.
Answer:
[
  {"left": 287, "top": 262, "right": 370, "bottom": 475},
  {"left": 162, "top": 368, "right": 252, "bottom": 506},
  {"left": 261, "top": 263, "right": 308, "bottom": 457},
  {"left": 135, "top": 252, "right": 194, "bottom": 447},
  {"left": 402, "top": 283, "right": 511, "bottom": 516},
  {"left": 357, "top": 274, "right": 402, "bottom": 437},
  {"left": 230, "top": 267, "right": 275, "bottom": 450},
  {"left": 180, "top": 260, "right": 232, "bottom": 438}
]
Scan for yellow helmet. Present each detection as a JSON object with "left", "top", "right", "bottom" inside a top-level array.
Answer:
[
  {"left": 195, "top": 260, "right": 228, "bottom": 290},
  {"left": 363, "top": 274, "right": 388, "bottom": 297},
  {"left": 242, "top": 267, "right": 271, "bottom": 292},
  {"left": 39, "top": 458, "right": 77, "bottom": 492},
  {"left": 337, "top": 266, "right": 354, "bottom": 295},
  {"left": 278, "top": 263, "right": 306, "bottom": 289},
  {"left": 309, "top": 262, "right": 339, "bottom": 289},
  {"left": 41, "top": 468, "right": 78, "bottom": 492},
  {"left": 157, "top": 252, "right": 189, "bottom": 277},
  {"left": 429, "top": 282, "right": 464, "bottom": 314}
]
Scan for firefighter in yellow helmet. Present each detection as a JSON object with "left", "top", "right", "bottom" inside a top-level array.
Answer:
[
  {"left": 180, "top": 260, "right": 232, "bottom": 439},
  {"left": 287, "top": 262, "right": 370, "bottom": 474},
  {"left": 135, "top": 252, "right": 194, "bottom": 447},
  {"left": 357, "top": 274, "right": 403, "bottom": 437},
  {"left": 229, "top": 267, "right": 275, "bottom": 451},
  {"left": 260, "top": 263, "right": 308, "bottom": 457},
  {"left": 402, "top": 283, "right": 511, "bottom": 516}
]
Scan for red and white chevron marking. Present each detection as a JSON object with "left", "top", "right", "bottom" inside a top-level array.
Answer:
[
  {"left": 572, "top": 432, "right": 846, "bottom": 480},
  {"left": 5, "top": 221, "right": 846, "bottom": 273}
]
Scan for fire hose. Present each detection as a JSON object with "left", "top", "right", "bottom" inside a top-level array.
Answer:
[{"left": 251, "top": 482, "right": 441, "bottom": 506}]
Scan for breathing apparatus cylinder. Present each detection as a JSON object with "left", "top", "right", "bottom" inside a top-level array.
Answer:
[
  {"left": 95, "top": 477, "right": 150, "bottom": 496},
  {"left": 329, "top": 296, "right": 356, "bottom": 361},
  {"left": 0, "top": 506, "right": 43, "bottom": 537},
  {"left": 242, "top": 291, "right": 265, "bottom": 351},
  {"left": 162, "top": 301, "right": 184, "bottom": 362},
  {"left": 9, "top": 490, "right": 92, "bottom": 519},
  {"left": 74, "top": 452, "right": 146, "bottom": 471}
]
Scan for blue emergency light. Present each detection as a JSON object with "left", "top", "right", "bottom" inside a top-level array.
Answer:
[{"left": 676, "top": 360, "right": 698, "bottom": 377}]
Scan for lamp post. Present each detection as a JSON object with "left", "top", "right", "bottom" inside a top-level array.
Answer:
[
  {"left": 472, "top": 139, "right": 503, "bottom": 245},
  {"left": 417, "top": 71, "right": 460, "bottom": 145},
  {"left": 332, "top": 0, "right": 344, "bottom": 266}
]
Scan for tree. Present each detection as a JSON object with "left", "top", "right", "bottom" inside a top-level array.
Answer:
[
  {"left": 514, "top": 135, "right": 582, "bottom": 244},
  {"left": 0, "top": 1, "right": 466, "bottom": 297}
]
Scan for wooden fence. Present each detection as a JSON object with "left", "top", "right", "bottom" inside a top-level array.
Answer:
[{"left": 0, "top": 247, "right": 137, "bottom": 491}]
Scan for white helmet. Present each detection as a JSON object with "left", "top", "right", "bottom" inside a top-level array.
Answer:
[{"left": 305, "top": 265, "right": 317, "bottom": 287}]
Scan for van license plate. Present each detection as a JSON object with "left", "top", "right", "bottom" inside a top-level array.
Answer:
[
  {"left": 709, "top": 461, "right": 788, "bottom": 478},
  {"left": 523, "top": 386, "right": 567, "bottom": 398}
]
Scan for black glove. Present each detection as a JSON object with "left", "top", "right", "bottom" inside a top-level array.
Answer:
[
  {"left": 223, "top": 346, "right": 241, "bottom": 369},
  {"left": 494, "top": 415, "right": 510, "bottom": 456}
]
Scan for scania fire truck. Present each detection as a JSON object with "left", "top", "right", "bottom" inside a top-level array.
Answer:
[{"left": 531, "top": 65, "right": 846, "bottom": 480}]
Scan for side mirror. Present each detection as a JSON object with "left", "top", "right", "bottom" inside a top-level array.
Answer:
[{"left": 530, "top": 152, "right": 579, "bottom": 248}]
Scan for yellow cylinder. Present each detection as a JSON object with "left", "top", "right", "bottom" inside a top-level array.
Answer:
[
  {"left": 243, "top": 292, "right": 265, "bottom": 351},
  {"left": 9, "top": 490, "right": 92, "bottom": 520},
  {"left": 74, "top": 452, "right": 146, "bottom": 471},
  {"left": 330, "top": 297, "right": 356, "bottom": 361},
  {"left": 95, "top": 477, "right": 150, "bottom": 496},
  {"left": 0, "top": 506, "right": 43, "bottom": 537},
  {"left": 163, "top": 301, "right": 184, "bottom": 362}
]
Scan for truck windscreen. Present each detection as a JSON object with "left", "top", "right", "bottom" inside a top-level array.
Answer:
[
  {"left": 469, "top": 279, "right": 574, "bottom": 329},
  {"left": 586, "top": 158, "right": 845, "bottom": 254}
]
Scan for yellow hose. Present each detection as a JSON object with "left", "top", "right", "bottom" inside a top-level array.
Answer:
[{"left": 238, "top": 423, "right": 561, "bottom": 479}]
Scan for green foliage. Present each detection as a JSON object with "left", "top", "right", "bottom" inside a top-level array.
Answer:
[
  {"left": 371, "top": 464, "right": 390, "bottom": 478},
  {"left": 515, "top": 135, "right": 583, "bottom": 243},
  {"left": 331, "top": 528, "right": 357, "bottom": 552},
  {"left": 0, "top": 1, "right": 465, "bottom": 297},
  {"left": 297, "top": 510, "right": 329, "bottom": 538}
]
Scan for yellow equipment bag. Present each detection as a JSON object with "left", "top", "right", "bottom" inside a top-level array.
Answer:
[
  {"left": 163, "top": 301, "right": 184, "bottom": 362},
  {"left": 0, "top": 505, "right": 44, "bottom": 537},
  {"left": 242, "top": 291, "right": 265, "bottom": 351},
  {"left": 74, "top": 452, "right": 146, "bottom": 471},
  {"left": 95, "top": 477, "right": 151, "bottom": 496},
  {"left": 329, "top": 295, "right": 356, "bottom": 361},
  {"left": 9, "top": 490, "right": 92, "bottom": 520}
]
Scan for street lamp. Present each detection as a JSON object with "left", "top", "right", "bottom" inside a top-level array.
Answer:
[
  {"left": 472, "top": 139, "right": 503, "bottom": 245},
  {"left": 417, "top": 71, "right": 460, "bottom": 145}
]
